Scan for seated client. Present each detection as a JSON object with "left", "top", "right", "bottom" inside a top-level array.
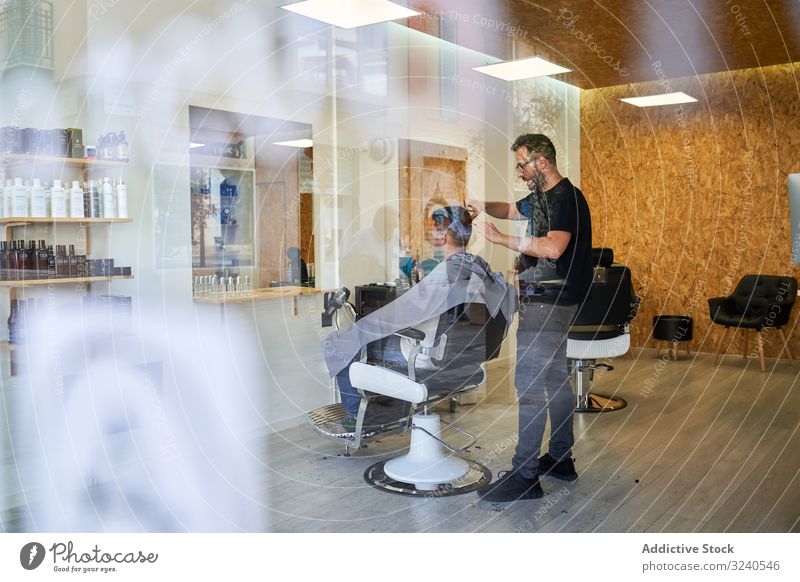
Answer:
[{"left": 321, "top": 206, "right": 517, "bottom": 434}]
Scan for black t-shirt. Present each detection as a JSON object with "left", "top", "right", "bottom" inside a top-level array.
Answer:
[{"left": 515, "top": 178, "right": 593, "bottom": 305}]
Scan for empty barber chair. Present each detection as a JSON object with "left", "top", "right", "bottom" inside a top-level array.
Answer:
[
  {"left": 567, "top": 248, "right": 639, "bottom": 413},
  {"left": 308, "top": 303, "right": 506, "bottom": 496},
  {"left": 709, "top": 275, "right": 797, "bottom": 372}
]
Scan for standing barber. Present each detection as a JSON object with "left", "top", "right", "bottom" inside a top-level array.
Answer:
[{"left": 468, "top": 134, "right": 592, "bottom": 502}]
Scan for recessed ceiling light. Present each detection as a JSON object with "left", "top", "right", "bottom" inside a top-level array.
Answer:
[
  {"left": 473, "top": 57, "right": 571, "bottom": 81},
  {"left": 189, "top": 142, "right": 205, "bottom": 149},
  {"left": 281, "top": 0, "right": 420, "bottom": 29},
  {"left": 620, "top": 92, "right": 697, "bottom": 107},
  {"left": 273, "top": 139, "right": 314, "bottom": 148}
]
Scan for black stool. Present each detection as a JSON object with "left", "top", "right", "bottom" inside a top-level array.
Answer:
[{"left": 653, "top": 315, "right": 693, "bottom": 359}]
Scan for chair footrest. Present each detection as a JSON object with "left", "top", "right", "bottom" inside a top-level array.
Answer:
[{"left": 305, "top": 403, "right": 404, "bottom": 442}]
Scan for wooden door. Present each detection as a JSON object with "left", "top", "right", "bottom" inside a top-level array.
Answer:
[{"left": 398, "top": 139, "right": 467, "bottom": 260}]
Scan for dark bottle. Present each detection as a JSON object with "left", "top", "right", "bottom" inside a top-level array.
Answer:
[
  {"left": 68, "top": 244, "right": 79, "bottom": 278},
  {"left": 0, "top": 241, "right": 6, "bottom": 276},
  {"left": 55, "top": 245, "right": 70, "bottom": 278},
  {"left": 88, "top": 180, "right": 101, "bottom": 218},
  {"left": 27, "top": 241, "right": 36, "bottom": 271},
  {"left": 8, "top": 298, "right": 18, "bottom": 344},
  {"left": 16, "top": 240, "right": 29, "bottom": 280},
  {"left": 8, "top": 241, "right": 19, "bottom": 280},
  {"left": 47, "top": 245, "right": 56, "bottom": 278},
  {"left": 35, "top": 240, "right": 48, "bottom": 276}
]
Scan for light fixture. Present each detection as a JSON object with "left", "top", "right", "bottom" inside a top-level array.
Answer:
[
  {"left": 281, "top": 0, "right": 420, "bottom": 29},
  {"left": 273, "top": 139, "right": 314, "bottom": 148},
  {"left": 189, "top": 142, "right": 205, "bottom": 149},
  {"left": 620, "top": 92, "right": 697, "bottom": 107},
  {"left": 473, "top": 56, "right": 571, "bottom": 81}
]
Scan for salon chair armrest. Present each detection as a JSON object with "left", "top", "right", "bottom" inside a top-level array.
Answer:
[{"left": 708, "top": 296, "right": 736, "bottom": 322}]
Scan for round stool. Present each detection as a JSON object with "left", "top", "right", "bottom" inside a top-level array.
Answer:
[{"left": 653, "top": 315, "right": 693, "bottom": 359}]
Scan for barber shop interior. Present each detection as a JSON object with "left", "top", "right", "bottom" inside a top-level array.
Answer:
[{"left": 0, "top": 0, "right": 799, "bottom": 537}]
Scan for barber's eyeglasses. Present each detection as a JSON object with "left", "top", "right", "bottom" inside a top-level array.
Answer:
[{"left": 515, "top": 157, "right": 535, "bottom": 173}]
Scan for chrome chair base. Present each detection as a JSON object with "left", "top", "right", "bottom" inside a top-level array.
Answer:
[
  {"left": 575, "top": 392, "right": 627, "bottom": 413},
  {"left": 363, "top": 460, "right": 491, "bottom": 497}
]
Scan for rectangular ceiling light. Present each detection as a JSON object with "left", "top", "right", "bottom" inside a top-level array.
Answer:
[
  {"left": 189, "top": 142, "right": 205, "bottom": 149},
  {"left": 281, "top": 0, "right": 420, "bottom": 29},
  {"left": 620, "top": 92, "right": 698, "bottom": 107},
  {"left": 273, "top": 139, "right": 314, "bottom": 148},
  {"left": 473, "top": 56, "right": 571, "bottom": 81}
]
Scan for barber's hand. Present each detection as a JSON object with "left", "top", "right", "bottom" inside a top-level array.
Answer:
[
  {"left": 465, "top": 197, "right": 484, "bottom": 219},
  {"left": 473, "top": 221, "right": 503, "bottom": 244}
]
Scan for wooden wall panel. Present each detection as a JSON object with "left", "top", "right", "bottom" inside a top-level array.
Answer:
[{"left": 581, "top": 62, "right": 800, "bottom": 358}]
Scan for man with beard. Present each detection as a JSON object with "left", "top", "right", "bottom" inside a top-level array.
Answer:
[{"left": 467, "top": 134, "right": 593, "bottom": 502}]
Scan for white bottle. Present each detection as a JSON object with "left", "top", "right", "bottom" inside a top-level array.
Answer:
[
  {"left": 2, "top": 179, "right": 11, "bottom": 218},
  {"left": 44, "top": 181, "right": 52, "bottom": 217},
  {"left": 69, "top": 181, "right": 85, "bottom": 218},
  {"left": 12, "top": 177, "right": 28, "bottom": 217},
  {"left": 30, "top": 178, "right": 46, "bottom": 217},
  {"left": 102, "top": 177, "right": 115, "bottom": 218},
  {"left": 116, "top": 180, "right": 128, "bottom": 219},
  {"left": 51, "top": 179, "right": 68, "bottom": 218}
]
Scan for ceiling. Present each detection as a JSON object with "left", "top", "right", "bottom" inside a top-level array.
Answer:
[{"left": 409, "top": 0, "right": 800, "bottom": 89}]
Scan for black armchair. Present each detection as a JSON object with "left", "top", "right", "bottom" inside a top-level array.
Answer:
[{"left": 708, "top": 275, "right": 797, "bottom": 371}]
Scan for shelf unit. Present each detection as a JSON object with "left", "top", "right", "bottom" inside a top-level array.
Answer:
[
  {"left": 0, "top": 154, "right": 129, "bottom": 168},
  {"left": 0, "top": 153, "right": 135, "bottom": 374},
  {"left": 0, "top": 275, "right": 133, "bottom": 287}
]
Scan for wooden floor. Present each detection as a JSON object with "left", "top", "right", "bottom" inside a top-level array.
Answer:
[
  {"left": 2, "top": 348, "right": 799, "bottom": 532},
  {"left": 262, "top": 349, "right": 800, "bottom": 533}
]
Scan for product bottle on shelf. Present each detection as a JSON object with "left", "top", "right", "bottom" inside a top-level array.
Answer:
[
  {"left": 55, "top": 245, "right": 69, "bottom": 277},
  {"left": 51, "top": 179, "right": 67, "bottom": 217},
  {"left": 27, "top": 241, "right": 37, "bottom": 271},
  {"left": 1, "top": 179, "right": 11, "bottom": 218},
  {"left": 117, "top": 131, "right": 129, "bottom": 161},
  {"left": 68, "top": 244, "right": 78, "bottom": 277},
  {"left": 102, "top": 177, "right": 115, "bottom": 218},
  {"left": 16, "top": 240, "right": 30, "bottom": 279},
  {"left": 30, "top": 179, "right": 46, "bottom": 218},
  {"left": 0, "top": 241, "right": 6, "bottom": 277},
  {"left": 46, "top": 245, "right": 55, "bottom": 277},
  {"left": 8, "top": 241, "right": 19, "bottom": 280},
  {"left": 12, "top": 178, "right": 28, "bottom": 217},
  {"left": 104, "top": 134, "right": 117, "bottom": 161},
  {"left": 44, "top": 181, "right": 52, "bottom": 217},
  {"left": 88, "top": 180, "right": 100, "bottom": 218},
  {"left": 69, "top": 181, "right": 85, "bottom": 218},
  {"left": 116, "top": 180, "right": 128, "bottom": 218},
  {"left": 35, "top": 240, "right": 48, "bottom": 276}
]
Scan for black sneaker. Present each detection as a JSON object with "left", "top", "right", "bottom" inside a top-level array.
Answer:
[
  {"left": 537, "top": 453, "right": 578, "bottom": 481},
  {"left": 476, "top": 470, "right": 543, "bottom": 502}
]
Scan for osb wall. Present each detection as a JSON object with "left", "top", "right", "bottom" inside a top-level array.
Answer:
[{"left": 581, "top": 62, "right": 800, "bottom": 357}]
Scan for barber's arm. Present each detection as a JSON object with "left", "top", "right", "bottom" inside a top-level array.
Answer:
[
  {"left": 466, "top": 197, "right": 525, "bottom": 221},
  {"left": 473, "top": 222, "right": 571, "bottom": 260}
]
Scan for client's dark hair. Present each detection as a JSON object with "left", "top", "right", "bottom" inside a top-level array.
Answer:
[{"left": 444, "top": 206, "right": 473, "bottom": 248}]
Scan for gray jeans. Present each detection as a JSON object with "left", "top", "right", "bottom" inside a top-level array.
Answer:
[{"left": 512, "top": 301, "right": 577, "bottom": 479}]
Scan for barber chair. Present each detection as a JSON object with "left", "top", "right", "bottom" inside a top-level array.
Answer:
[
  {"left": 307, "top": 303, "right": 506, "bottom": 496},
  {"left": 567, "top": 248, "right": 639, "bottom": 413}
]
